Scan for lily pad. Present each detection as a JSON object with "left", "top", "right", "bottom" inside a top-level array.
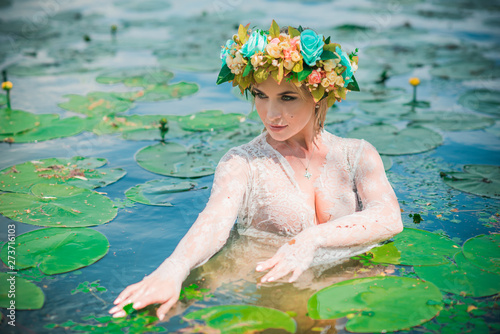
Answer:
[
  {"left": 346, "top": 86, "right": 408, "bottom": 102},
  {"left": 0, "top": 108, "right": 40, "bottom": 134},
  {"left": 440, "top": 165, "right": 500, "bottom": 199},
  {"left": 136, "top": 82, "right": 199, "bottom": 102},
  {"left": 458, "top": 89, "right": 500, "bottom": 116},
  {"left": 462, "top": 234, "right": 500, "bottom": 274},
  {"left": 121, "top": 120, "right": 191, "bottom": 141},
  {"left": 307, "top": 276, "right": 442, "bottom": 333},
  {"left": 184, "top": 305, "right": 296, "bottom": 333},
  {"left": 324, "top": 112, "right": 355, "bottom": 125},
  {"left": 407, "top": 111, "right": 495, "bottom": 131},
  {"left": 125, "top": 179, "right": 197, "bottom": 206},
  {"left": 0, "top": 157, "right": 125, "bottom": 193},
  {"left": 358, "top": 100, "right": 416, "bottom": 117},
  {"left": 414, "top": 252, "right": 500, "bottom": 297},
  {"left": 430, "top": 59, "right": 500, "bottom": 80},
  {"left": 381, "top": 155, "right": 392, "bottom": 171},
  {"left": 0, "top": 227, "right": 109, "bottom": 275},
  {"left": 0, "top": 115, "right": 88, "bottom": 143},
  {"left": 58, "top": 92, "right": 134, "bottom": 117},
  {"left": 91, "top": 114, "right": 175, "bottom": 135},
  {"left": 0, "top": 183, "right": 117, "bottom": 227},
  {"left": 347, "top": 124, "right": 443, "bottom": 155},
  {"left": 177, "top": 110, "right": 245, "bottom": 132},
  {"left": 370, "top": 228, "right": 460, "bottom": 266},
  {"left": 0, "top": 273, "right": 45, "bottom": 310},
  {"left": 96, "top": 67, "right": 174, "bottom": 86},
  {"left": 135, "top": 142, "right": 225, "bottom": 178}
]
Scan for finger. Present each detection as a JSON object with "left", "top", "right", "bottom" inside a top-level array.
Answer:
[
  {"left": 109, "top": 286, "right": 146, "bottom": 315},
  {"left": 157, "top": 296, "right": 179, "bottom": 321},
  {"left": 113, "top": 283, "right": 140, "bottom": 305},
  {"left": 256, "top": 253, "right": 283, "bottom": 272},
  {"left": 288, "top": 267, "right": 304, "bottom": 283},
  {"left": 261, "top": 262, "right": 292, "bottom": 283}
]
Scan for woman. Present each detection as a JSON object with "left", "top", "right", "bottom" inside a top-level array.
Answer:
[{"left": 109, "top": 21, "right": 403, "bottom": 321}]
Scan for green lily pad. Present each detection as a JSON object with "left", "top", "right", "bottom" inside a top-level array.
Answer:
[
  {"left": 458, "top": 89, "right": 500, "bottom": 116},
  {"left": 135, "top": 142, "right": 224, "bottom": 178},
  {"left": 324, "top": 112, "right": 355, "bottom": 125},
  {"left": 381, "top": 155, "right": 392, "bottom": 171},
  {"left": 125, "top": 179, "right": 197, "bottom": 206},
  {"left": 370, "top": 228, "right": 461, "bottom": 266},
  {"left": 430, "top": 59, "right": 500, "bottom": 80},
  {"left": 462, "top": 234, "right": 500, "bottom": 274},
  {"left": 136, "top": 82, "right": 199, "bottom": 102},
  {"left": 414, "top": 252, "right": 500, "bottom": 297},
  {"left": 407, "top": 111, "right": 495, "bottom": 131},
  {"left": 347, "top": 124, "right": 443, "bottom": 155},
  {"left": 177, "top": 110, "right": 245, "bottom": 132},
  {"left": 0, "top": 273, "right": 45, "bottom": 310},
  {"left": 0, "top": 227, "right": 109, "bottom": 275},
  {"left": 58, "top": 92, "right": 133, "bottom": 117},
  {"left": 184, "top": 305, "right": 296, "bottom": 333},
  {"left": 440, "top": 165, "right": 500, "bottom": 199},
  {"left": 0, "top": 108, "right": 40, "bottom": 135},
  {"left": 346, "top": 86, "right": 408, "bottom": 102},
  {"left": 121, "top": 120, "right": 191, "bottom": 141},
  {"left": 0, "top": 157, "right": 125, "bottom": 193},
  {"left": 0, "top": 115, "right": 88, "bottom": 143},
  {"left": 307, "top": 276, "right": 442, "bottom": 333},
  {"left": 0, "top": 183, "right": 117, "bottom": 227},
  {"left": 91, "top": 114, "right": 176, "bottom": 135},
  {"left": 96, "top": 67, "right": 174, "bottom": 86}
]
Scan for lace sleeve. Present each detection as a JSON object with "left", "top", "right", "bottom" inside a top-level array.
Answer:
[
  {"left": 164, "top": 148, "right": 250, "bottom": 281},
  {"left": 309, "top": 139, "right": 403, "bottom": 248}
]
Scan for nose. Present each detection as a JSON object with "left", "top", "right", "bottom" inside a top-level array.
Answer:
[{"left": 267, "top": 101, "right": 282, "bottom": 121}]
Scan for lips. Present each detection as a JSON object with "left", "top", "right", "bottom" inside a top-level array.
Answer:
[{"left": 268, "top": 124, "right": 287, "bottom": 131}]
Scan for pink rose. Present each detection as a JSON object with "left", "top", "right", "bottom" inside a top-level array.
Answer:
[
  {"left": 290, "top": 36, "right": 300, "bottom": 48},
  {"left": 308, "top": 70, "right": 322, "bottom": 85},
  {"left": 270, "top": 37, "right": 280, "bottom": 44}
]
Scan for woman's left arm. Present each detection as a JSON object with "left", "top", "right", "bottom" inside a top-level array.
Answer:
[{"left": 258, "top": 140, "right": 403, "bottom": 283}]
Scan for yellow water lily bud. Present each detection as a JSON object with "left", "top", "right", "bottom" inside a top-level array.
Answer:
[
  {"left": 1, "top": 81, "right": 13, "bottom": 90},
  {"left": 409, "top": 77, "right": 420, "bottom": 86}
]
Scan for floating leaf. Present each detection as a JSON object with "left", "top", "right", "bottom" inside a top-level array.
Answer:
[
  {"left": 307, "top": 276, "right": 442, "bottom": 333},
  {"left": 440, "top": 165, "right": 500, "bottom": 199},
  {"left": 430, "top": 59, "right": 500, "bottom": 80},
  {"left": 179, "top": 283, "right": 212, "bottom": 301},
  {"left": 58, "top": 92, "right": 133, "bottom": 117},
  {"left": 0, "top": 157, "right": 125, "bottom": 193},
  {"left": 184, "top": 305, "right": 296, "bottom": 333},
  {"left": 135, "top": 142, "right": 224, "bottom": 178},
  {"left": 407, "top": 111, "right": 495, "bottom": 131},
  {"left": 177, "top": 110, "right": 245, "bottom": 132},
  {"left": 125, "top": 179, "right": 197, "bottom": 206},
  {"left": 458, "top": 89, "right": 500, "bottom": 116},
  {"left": 0, "top": 115, "right": 88, "bottom": 143},
  {"left": 91, "top": 114, "right": 175, "bottom": 135},
  {"left": 0, "top": 227, "right": 109, "bottom": 275},
  {"left": 96, "top": 67, "right": 174, "bottom": 86},
  {"left": 370, "top": 228, "right": 460, "bottom": 266},
  {"left": 0, "top": 183, "right": 117, "bottom": 227},
  {"left": 346, "top": 86, "right": 408, "bottom": 102},
  {"left": 347, "top": 124, "right": 443, "bottom": 155},
  {"left": 113, "top": 82, "right": 199, "bottom": 102},
  {"left": 0, "top": 273, "right": 45, "bottom": 310},
  {"left": 381, "top": 155, "right": 392, "bottom": 171},
  {"left": 414, "top": 252, "right": 500, "bottom": 297},
  {"left": 358, "top": 100, "right": 416, "bottom": 116},
  {"left": 0, "top": 108, "right": 40, "bottom": 135},
  {"left": 462, "top": 234, "right": 500, "bottom": 274}
]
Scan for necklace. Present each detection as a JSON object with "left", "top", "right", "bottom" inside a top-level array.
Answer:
[{"left": 282, "top": 140, "right": 316, "bottom": 179}]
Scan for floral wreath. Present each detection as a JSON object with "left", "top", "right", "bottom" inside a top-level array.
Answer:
[{"left": 217, "top": 20, "right": 360, "bottom": 108}]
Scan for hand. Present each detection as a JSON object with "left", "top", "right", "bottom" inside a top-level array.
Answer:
[
  {"left": 256, "top": 233, "right": 317, "bottom": 283},
  {"left": 108, "top": 259, "right": 188, "bottom": 321}
]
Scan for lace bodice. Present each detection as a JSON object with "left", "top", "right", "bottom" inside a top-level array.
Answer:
[{"left": 165, "top": 130, "right": 403, "bottom": 280}]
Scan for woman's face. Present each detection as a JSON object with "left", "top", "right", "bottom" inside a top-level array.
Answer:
[{"left": 252, "top": 77, "right": 316, "bottom": 143}]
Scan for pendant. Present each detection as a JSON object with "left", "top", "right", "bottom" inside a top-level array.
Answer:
[{"left": 304, "top": 170, "right": 312, "bottom": 179}]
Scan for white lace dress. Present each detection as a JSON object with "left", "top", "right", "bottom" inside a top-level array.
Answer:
[{"left": 166, "top": 130, "right": 403, "bottom": 279}]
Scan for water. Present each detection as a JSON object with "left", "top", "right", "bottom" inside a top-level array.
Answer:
[{"left": 1, "top": 0, "right": 499, "bottom": 333}]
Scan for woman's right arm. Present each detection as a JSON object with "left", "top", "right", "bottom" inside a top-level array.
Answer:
[{"left": 108, "top": 148, "right": 250, "bottom": 320}]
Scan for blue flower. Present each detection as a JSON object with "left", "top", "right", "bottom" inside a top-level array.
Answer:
[
  {"left": 220, "top": 39, "right": 236, "bottom": 65},
  {"left": 336, "top": 46, "right": 354, "bottom": 86},
  {"left": 240, "top": 29, "right": 268, "bottom": 58},
  {"left": 300, "top": 29, "right": 324, "bottom": 66}
]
